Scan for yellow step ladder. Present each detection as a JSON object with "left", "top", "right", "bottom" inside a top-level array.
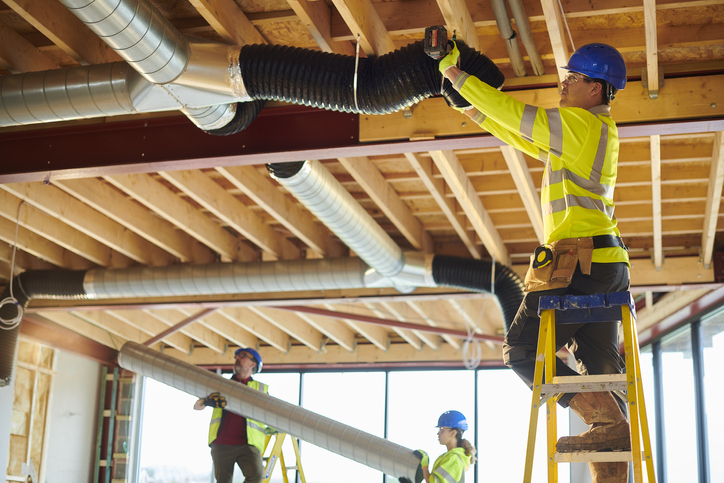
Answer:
[
  {"left": 262, "top": 432, "right": 307, "bottom": 483},
  {"left": 523, "top": 292, "right": 656, "bottom": 483}
]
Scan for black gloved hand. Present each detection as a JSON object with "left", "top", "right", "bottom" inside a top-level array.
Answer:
[{"left": 203, "top": 392, "right": 227, "bottom": 408}]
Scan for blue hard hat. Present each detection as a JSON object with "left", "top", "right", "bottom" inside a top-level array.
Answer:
[
  {"left": 235, "top": 347, "right": 263, "bottom": 373},
  {"left": 562, "top": 43, "right": 627, "bottom": 90},
  {"left": 436, "top": 410, "right": 468, "bottom": 431}
]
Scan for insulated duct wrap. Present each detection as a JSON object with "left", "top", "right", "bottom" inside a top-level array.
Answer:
[
  {"left": 268, "top": 161, "right": 405, "bottom": 278},
  {"left": 118, "top": 341, "right": 422, "bottom": 482}
]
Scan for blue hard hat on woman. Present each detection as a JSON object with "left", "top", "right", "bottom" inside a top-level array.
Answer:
[
  {"left": 235, "top": 347, "right": 263, "bottom": 373},
  {"left": 562, "top": 43, "right": 627, "bottom": 90},
  {"left": 436, "top": 410, "right": 468, "bottom": 431}
]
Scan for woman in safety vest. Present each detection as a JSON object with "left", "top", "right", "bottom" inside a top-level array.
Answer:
[{"left": 422, "top": 410, "right": 476, "bottom": 483}]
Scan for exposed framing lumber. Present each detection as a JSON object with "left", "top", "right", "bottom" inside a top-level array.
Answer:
[
  {"left": 4, "top": 0, "right": 119, "bottom": 65},
  {"left": 293, "top": 312, "right": 357, "bottom": 352},
  {"left": 0, "top": 20, "right": 59, "bottom": 73},
  {"left": 365, "top": 302, "right": 422, "bottom": 351},
  {"left": 0, "top": 183, "right": 173, "bottom": 266},
  {"left": 142, "top": 309, "right": 225, "bottom": 353},
  {"left": 34, "top": 311, "right": 127, "bottom": 350},
  {"left": 434, "top": 0, "right": 481, "bottom": 51},
  {"left": 650, "top": 135, "right": 663, "bottom": 269},
  {"left": 330, "top": 0, "right": 395, "bottom": 56},
  {"left": 539, "top": 0, "right": 570, "bottom": 83},
  {"left": 338, "top": 156, "right": 433, "bottom": 252},
  {"left": 248, "top": 306, "right": 324, "bottom": 351},
  {"left": 701, "top": 131, "right": 724, "bottom": 268},
  {"left": 216, "top": 166, "right": 346, "bottom": 258},
  {"left": 286, "top": 0, "right": 355, "bottom": 55},
  {"left": 324, "top": 303, "right": 390, "bottom": 351},
  {"left": 103, "top": 310, "right": 192, "bottom": 353},
  {"left": 643, "top": 0, "right": 660, "bottom": 98},
  {"left": 499, "top": 146, "right": 544, "bottom": 243},
  {"left": 103, "top": 173, "right": 258, "bottom": 262},
  {"left": 405, "top": 300, "right": 461, "bottom": 350},
  {"left": 192, "top": 311, "right": 259, "bottom": 350},
  {"left": 187, "top": 0, "right": 266, "bottom": 46},
  {"left": 429, "top": 150, "right": 509, "bottom": 263},
  {"left": 159, "top": 169, "right": 300, "bottom": 260},
  {"left": 404, "top": 152, "right": 482, "bottom": 259},
  {"left": 53, "top": 178, "right": 216, "bottom": 264},
  {"left": 217, "top": 307, "right": 291, "bottom": 353}
]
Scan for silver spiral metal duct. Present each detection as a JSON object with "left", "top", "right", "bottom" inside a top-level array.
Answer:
[
  {"left": 182, "top": 104, "right": 237, "bottom": 131},
  {"left": 271, "top": 161, "right": 405, "bottom": 279},
  {"left": 0, "top": 63, "right": 183, "bottom": 127},
  {"left": 118, "top": 341, "right": 422, "bottom": 482},
  {"left": 60, "top": 0, "right": 190, "bottom": 85},
  {"left": 83, "top": 258, "right": 370, "bottom": 298}
]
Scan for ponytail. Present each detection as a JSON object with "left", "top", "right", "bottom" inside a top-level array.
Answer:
[{"left": 454, "top": 429, "right": 477, "bottom": 465}]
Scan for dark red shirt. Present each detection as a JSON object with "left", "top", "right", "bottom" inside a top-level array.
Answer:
[{"left": 212, "top": 374, "right": 251, "bottom": 446}]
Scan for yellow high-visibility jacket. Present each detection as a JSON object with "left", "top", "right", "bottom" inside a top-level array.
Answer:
[
  {"left": 430, "top": 447, "right": 472, "bottom": 483},
  {"left": 453, "top": 73, "right": 628, "bottom": 265},
  {"left": 207, "top": 379, "right": 269, "bottom": 452}
]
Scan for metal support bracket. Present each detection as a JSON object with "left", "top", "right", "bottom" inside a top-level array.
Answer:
[{"left": 641, "top": 67, "right": 665, "bottom": 99}]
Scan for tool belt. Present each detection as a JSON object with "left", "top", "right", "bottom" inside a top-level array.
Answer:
[{"left": 524, "top": 235, "right": 627, "bottom": 293}]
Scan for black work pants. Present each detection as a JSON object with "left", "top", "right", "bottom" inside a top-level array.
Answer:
[
  {"left": 210, "top": 444, "right": 264, "bottom": 483},
  {"left": 503, "top": 262, "right": 630, "bottom": 409}
]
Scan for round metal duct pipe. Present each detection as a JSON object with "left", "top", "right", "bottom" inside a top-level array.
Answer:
[
  {"left": 269, "top": 160, "right": 405, "bottom": 279},
  {"left": 60, "top": 0, "right": 189, "bottom": 84},
  {"left": 118, "top": 341, "right": 423, "bottom": 482}
]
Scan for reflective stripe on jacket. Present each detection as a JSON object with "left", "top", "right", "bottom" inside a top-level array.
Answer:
[
  {"left": 455, "top": 73, "right": 629, "bottom": 265},
  {"left": 207, "top": 379, "right": 269, "bottom": 451},
  {"left": 430, "top": 447, "right": 471, "bottom": 483}
]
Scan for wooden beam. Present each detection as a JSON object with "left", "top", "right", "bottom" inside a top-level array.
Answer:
[
  {"left": 701, "top": 131, "right": 724, "bottom": 268},
  {"left": 3, "top": 0, "right": 120, "bottom": 65},
  {"left": 330, "top": 0, "right": 395, "bottom": 56},
  {"left": 404, "top": 152, "right": 482, "bottom": 259},
  {"left": 435, "top": 0, "right": 481, "bottom": 51},
  {"left": 187, "top": 0, "right": 266, "bottom": 46},
  {"left": 192, "top": 311, "right": 258, "bottom": 350},
  {"left": 0, "top": 190, "right": 132, "bottom": 268},
  {"left": 539, "top": 0, "right": 570, "bottom": 83},
  {"left": 0, "top": 217, "right": 92, "bottom": 269},
  {"left": 53, "top": 178, "right": 216, "bottom": 264},
  {"left": 286, "top": 0, "right": 355, "bottom": 55},
  {"left": 324, "top": 303, "right": 390, "bottom": 351},
  {"left": 338, "top": 156, "right": 433, "bottom": 252},
  {"left": 217, "top": 307, "right": 290, "bottom": 353},
  {"left": 216, "top": 166, "right": 346, "bottom": 258},
  {"left": 376, "top": 301, "right": 442, "bottom": 349},
  {"left": 142, "top": 309, "right": 225, "bottom": 354},
  {"left": 360, "top": 76, "right": 724, "bottom": 142},
  {"left": 294, "top": 312, "right": 356, "bottom": 352},
  {"left": 650, "top": 135, "right": 663, "bottom": 269},
  {"left": 0, "top": 20, "right": 59, "bottom": 73},
  {"left": 499, "top": 146, "right": 544, "bottom": 243},
  {"left": 0, "top": 182, "right": 174, "bottom": 266},
  {"left": 104, "top": 310, "right": 193, "bottom": 353},
  {"left": 406, "top": 300, "right": 461, "bottom": 350},
  {"left": 429, "top": 150, "right": 509, "bottom": 262},
  {"left": 248, "top": 307, "right": 324, "bottom": 351},
  {"left": 159, "top": 169, "right": 300, "bottom": 260},
  {"left": 365, "top": 302, "right": 422, "bottom": 351},
  {"left": 643, "top": 0, "right": 660, "bottom": 98},
  {"left": 103, "top": 173, "right": 258, "bottom": 262}
]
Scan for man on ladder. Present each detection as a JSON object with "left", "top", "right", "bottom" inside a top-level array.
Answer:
[{"left": 438, "top": 42, "right": 630, "bottom": 482}]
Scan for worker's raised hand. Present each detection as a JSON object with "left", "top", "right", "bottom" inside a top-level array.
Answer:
[
  {"left": 203, "top": 392, "right": 227, "bottom": 408},
  {"left": 438, "top": 41, "right": 460, "bottom": 75},
  {"left": 414, "top": 449, "right": 429, "bottom": 467}
]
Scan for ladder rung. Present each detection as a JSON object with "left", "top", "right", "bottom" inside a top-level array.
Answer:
[
  {"left": 543, "top": 374, "right": 627, "bottom": 394},
  {"left": 555, "top": 451, "right": 633, "bottom": 463}
]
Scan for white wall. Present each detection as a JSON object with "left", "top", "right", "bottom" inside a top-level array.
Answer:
[
  {"left": 0, "top": 373, "right": 15, "bottom": 477},
  {"left": 45, "top": 350, "right": 101, "bottom": 483}
]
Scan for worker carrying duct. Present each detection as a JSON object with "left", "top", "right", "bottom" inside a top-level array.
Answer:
[
  {"left": 194, "top": 347, "right": 271, "bottom": 483},
  {"left": 437, "top": 40, "right": 631, "bottom": 482},
  {"left": 415, "top": 411, "right": 476, "bottom": 483}
]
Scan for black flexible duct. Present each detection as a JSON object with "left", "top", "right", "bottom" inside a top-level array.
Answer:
[
  {"left": 208, "top": 40, "right": 504, "bottom": 135},
  {"left": 0, "top": 271, "right": 88, "bottom": 386},
  {"left": 431, "top": 255, "right": 525, "bottom": 334},
  {"left": 205, "top": 100, "right": 266, "bottom": 136}
]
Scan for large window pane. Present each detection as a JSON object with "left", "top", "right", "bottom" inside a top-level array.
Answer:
[
  {"left": 701, "top": 309, "right": 724, "bottom": 483},
  {"left": 300, "top": 372, "right": 386, "bottom": 483},
  {"left": 477, "top": 369, "right": 568, "bottom": 483},
  {"left": 386, "top": 370, "right": 475, "bottom": 483},
  {"left": 139, "top": 378, "right": 212, "bottom": 483},
  {"left": 639, "top": 345, "right": 658, "bottom": 482},
  {"left": 660, "top": 326, "right": 697, "bottom": 482},
  {"left": 258, "top": 373, "right": 301, "bottom": 483}
]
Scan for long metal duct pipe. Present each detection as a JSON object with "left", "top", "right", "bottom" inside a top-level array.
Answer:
[
  {"left": 118, "top": 341, "right": 423, "bottom": 482},
  {"left": 490, "top": 0, "right": 527, "bottom": 77},
  {"left": 507, "top": 0, "right": 545, "bottom": 76},
  {"left": 268, "top": 161, "right": 405, "bottom": 279},
  {"left": 60, "top": 0, "right": 190, "bottom": 85}
]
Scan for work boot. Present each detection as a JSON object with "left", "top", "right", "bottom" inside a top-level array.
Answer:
[
  {"left": 557, "top": 392, "right": 631, "bottom": 452},
  {"left": 589, "top": 462, "right": 629, "bottom": 483}
]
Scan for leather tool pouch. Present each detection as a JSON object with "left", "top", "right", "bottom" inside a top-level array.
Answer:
[{"left": 524, "top": 237, "right": 595, "bottom": 292}]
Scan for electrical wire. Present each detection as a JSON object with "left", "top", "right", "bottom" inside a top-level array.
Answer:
[
  {"left": 353, "top": 33, "right": 361, "bottom": 113},
  {"left": 0, "top": 202, "right": 25, "bottom": 331},
  {"left": 557, "top": 0, "right": 576, "bottom": 52},
  {"left": 462, "top": 298, "right": 489, "bottom": 370}
]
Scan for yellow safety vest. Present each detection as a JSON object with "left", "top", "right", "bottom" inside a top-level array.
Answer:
[
  {"left": 207, "top": 379, "right": 269, "bottom": 452},
  {"left": 454, "top": 73, "right": 629, "bottom": 265},
  {"left": 430, "top": 447, "right": 472, "bottom": 483}
]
